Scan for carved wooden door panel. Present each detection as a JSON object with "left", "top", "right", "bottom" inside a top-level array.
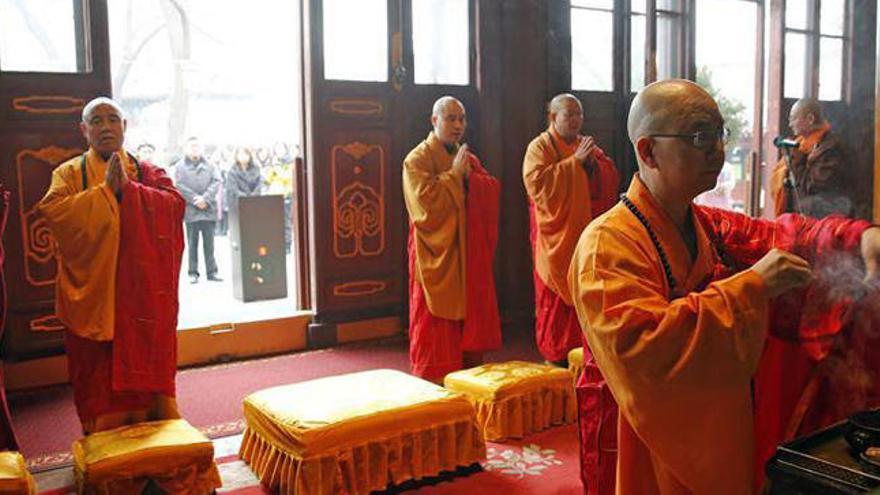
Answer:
[
  {"left": 303, "top": 0, "right": 478, "bottom": 344},
  {"left": 0, "top": 1, "right": 112, "bottom": 360}
]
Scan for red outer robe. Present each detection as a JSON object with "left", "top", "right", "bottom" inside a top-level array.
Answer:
[
  {"left": 683, "top": 208, "right": 869, "bottom": 490},
  {"left": 408, "top": 156, "right": 501, "bottom": 381},
  {"left": 574, "top": 198, "right": 870, "bottom": 494},
  {"left": 66, "top": 162, "right": 185, "bottom": 422}
]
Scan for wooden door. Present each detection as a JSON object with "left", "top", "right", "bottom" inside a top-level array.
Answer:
[
  {"left": 303, "top": 0, "right": 479, "bottom": 344},
  {"left": 0, "top": 0, "right": 112, "bottom": 360}
]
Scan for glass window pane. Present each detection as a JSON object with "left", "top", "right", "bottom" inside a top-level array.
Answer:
[
  {"left": 323, "top": 0, "right": 387, "bottom": 82},
  {"left": 785, "top": 0, "right": 809, "bottom": 29},
  {"left": 631, "top": 0, "right": 647, "bottom": 14},
  {"left": 571, "top": 9, "right": 613, "bottom": 91},
  {"left": 819, "top": 36, "right": 843, "bottom": 100},
  {"left": 657, "top": 14, "right": 682, "bottom": 81},
  {"left": 412, "top": 0, "right": 469, "bottom": 86},
  {"left": 630, "top": 14, "right": 646, "bottom": 92},
  {"left": 658, "top": 0, "right": 683, "bottom": 12},
  {"left": 696, "top": 0, "right": 759, "bottom": 213},
  {"left": 784, "top": 32, "right": 808, "bottom": 98},
  {"left": 820, "top": 0, "right": 845, "bottom": 35},
  {"left": 0, "top": 0, "right": 84, "bottom": 72},
  {"left": 572, "top": 0, "right": 613, "bottom": 9}
]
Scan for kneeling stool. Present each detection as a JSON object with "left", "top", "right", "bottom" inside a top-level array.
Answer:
[
  {"left": 72, "top": 418, "right": 221, "bottom": 494},
  {"left": 239, "top": 369, "right": 485, "bottom": 495},
  {"left": 444, "top": 361, "right": 577, "bottom": 441}
]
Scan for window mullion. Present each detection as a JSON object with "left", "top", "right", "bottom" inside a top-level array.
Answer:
[
  {"left": 808, "top": 0, "right": 820, "bottom": 96},
  {"left": 646, "top": 0, "right": 657, "bottom": 84}
]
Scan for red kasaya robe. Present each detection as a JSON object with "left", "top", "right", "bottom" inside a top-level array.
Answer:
[
  {"left": 569, "top": 175, "right": 870, "bottom": 494},
  {"left": 39, "top": 150, "right": 184, "bottom": 428},
  {"left": 404, "top": 133, "right": 501, "bottom": 381}
]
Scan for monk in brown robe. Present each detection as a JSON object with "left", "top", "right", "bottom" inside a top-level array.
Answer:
[
  {"left": 523, "top": 93, "right": 619, "bottom": 366},
  {"left": 38, "top": 97, "right": 186, "bottom": 434},
  {"left": 568, "top": 80, "right": 880, "bottom": 493},
  {"left": 770, "top": 98, "right": 852, "bottom": 218},
  {"left": 403, "top": 96, "right": 501, "bottom": 382}
]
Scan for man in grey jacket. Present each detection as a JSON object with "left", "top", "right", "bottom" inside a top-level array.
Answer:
[{"left": 175, "top": 136, "right": 222, "bottom": 284}]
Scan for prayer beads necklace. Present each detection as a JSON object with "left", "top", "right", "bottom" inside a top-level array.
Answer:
[{"left": 620, "top": 194, "right": 680, "bottom": 297}]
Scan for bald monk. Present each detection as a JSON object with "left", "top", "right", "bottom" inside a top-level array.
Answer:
[
  {"left": 38, "top": 97, "right": 186, "bottom": 434},
  {"left": 568, "top": 79, "right": 880, "bottom": 493},
  {"left": 522, "top": 94, "right": 619, "bottom": 495},
  {"left": 770, "top": 98, "right": 852, "bottom": 218},
  {"left": 403, "top": 96, "right": 501, "bottom": 382},
  {"left": 523, "top": 93, "right": 619, "bottom": 366}
]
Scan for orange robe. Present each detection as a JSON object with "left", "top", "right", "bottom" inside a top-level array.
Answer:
[
  {"left": 38, "top": 149, "right": 185, "bottom": 431},
  {"left": 403, "top": 133, "right": 501, "bottom": 380},
  {"left": 570, "top": 175, "right": 871, "bottom": 493},
  {"left": 570, "top": 175, "right": 770, "bottom": 494},
  {"left": 523, "top": 126, "right": 619, "bottom": 361}
]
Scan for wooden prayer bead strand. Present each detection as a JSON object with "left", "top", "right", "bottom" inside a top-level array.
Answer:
[{"left": 620, "top": 194, "right": 680, "bottom": 298}]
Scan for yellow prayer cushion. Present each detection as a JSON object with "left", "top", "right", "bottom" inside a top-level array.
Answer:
[
  {"left": 0, "top": 452, "right": 34, "bottom": 495},
  {"left": 444, "top": 361, "right": 577, "bottom": 441},
  {"left": 243, "top": 368, "right": 477, "bottom": 458},
  {"left": 73, "top": 419, "right": 216, "bottom": 486},
  {"left": 240, "top": 369, "right": 485, "bottom": 494}
]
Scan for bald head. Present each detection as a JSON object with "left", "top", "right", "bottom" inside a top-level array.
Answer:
[
  {"left": 548, "top": 93, "right": 584, "bottom": 140},
  {"left": 432, "top": 96, "right": 464, "bottom": 118},
  {"left": 627, "top": 79, "right": 726, "bottom": 204},
  {"left": 789, "top": 98, "right": 825, "bottom": 136},
  {"left": 431, "top": 96, "right": 467, "bottom": 145},
  {"left": 627, "top": 79, "right": 720, "bottom": 145},
  {"left": 548, "top": 93, "right": 582, "bottom": 114},
  {"left": 82, "top": 96, "right": 124, "bottom": 122},
  {"left": 792, "top": 98, "right": 824, "bottom": 122}
]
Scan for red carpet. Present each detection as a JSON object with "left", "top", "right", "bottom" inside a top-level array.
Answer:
[
  {"left": 33, "top": 424, "right": 582, "bottom": 494},
  {"left": 9, "top": 329, "right": 544, "bottom": 470}
]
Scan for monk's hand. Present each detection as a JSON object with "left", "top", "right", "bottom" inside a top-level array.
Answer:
[
  {"left": 452, "top": 144, "right": 471, "bottom": 178},
  {"left": 105, "top": 152, "right": 128, "bottom": 195},
  {"left": 574, "top": 135, "right": 597, "bottom": 163},
  {"left": 194, "top": 195, "right": 208, "bottom": 210},
  {"left": 750, "top": 248, "right": 813, "bottom": 298},
  {"left": 860, "top": 227, "right": 880, "bottom": 283}
]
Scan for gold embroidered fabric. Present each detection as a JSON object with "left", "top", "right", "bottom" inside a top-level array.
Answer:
[
  {"left": 239, "top": 369, "right": 485, "bottom": 495},
  {"left": 0, "top": 452, "right": 35, "bottom": 495},
  {"left": 444, "top": 361, "right": 577, "bottom": 441},
  {"left": 72, "top": 419, "right": 221, "bottom": 495},
  {"left": 568, "top": 347, "right": 585, "bottom": 384}
]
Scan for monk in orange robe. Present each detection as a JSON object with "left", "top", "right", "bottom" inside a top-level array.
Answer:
[
  {"left": 403, "top": 96, "right": 501, "bottom": 382},
  {"left": 770, "top": 98, "right": 852, "bottom": 218},
  {"left": 568, "top": 80, "right": 880, "bottom": 493},
  {"left": 38, "top": 97, "right": 186, "bottom": 434},
  {"left": 522, "top": 94, "right": 619, "bottom": 495},
  {"left": 523, "top": 93, "right": 619, "bottom": 366}
]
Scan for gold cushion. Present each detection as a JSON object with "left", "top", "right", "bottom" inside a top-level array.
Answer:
[
  {"left": 243, "top": 369, "right": 477, "bottom": 458},
  {"left": 444, "top": 361, "right": 577, "bottom": 441},
  {"left": 73, "top": 419, "right": 214, "bottom": 484},
  {"left": 0, "top": 452, "right": 34, "bottom": 494},
  {"left": 444, "top": 360, "right": 572, "bottom": 399}
]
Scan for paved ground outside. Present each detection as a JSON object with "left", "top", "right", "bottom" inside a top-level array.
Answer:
[{"left": 176, "top": 232, "right": 300, "bottom": 329}]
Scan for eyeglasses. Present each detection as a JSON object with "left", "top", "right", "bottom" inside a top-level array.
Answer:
[{"left": 648, "top": 127, "right": 730, "bottom": 150}]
